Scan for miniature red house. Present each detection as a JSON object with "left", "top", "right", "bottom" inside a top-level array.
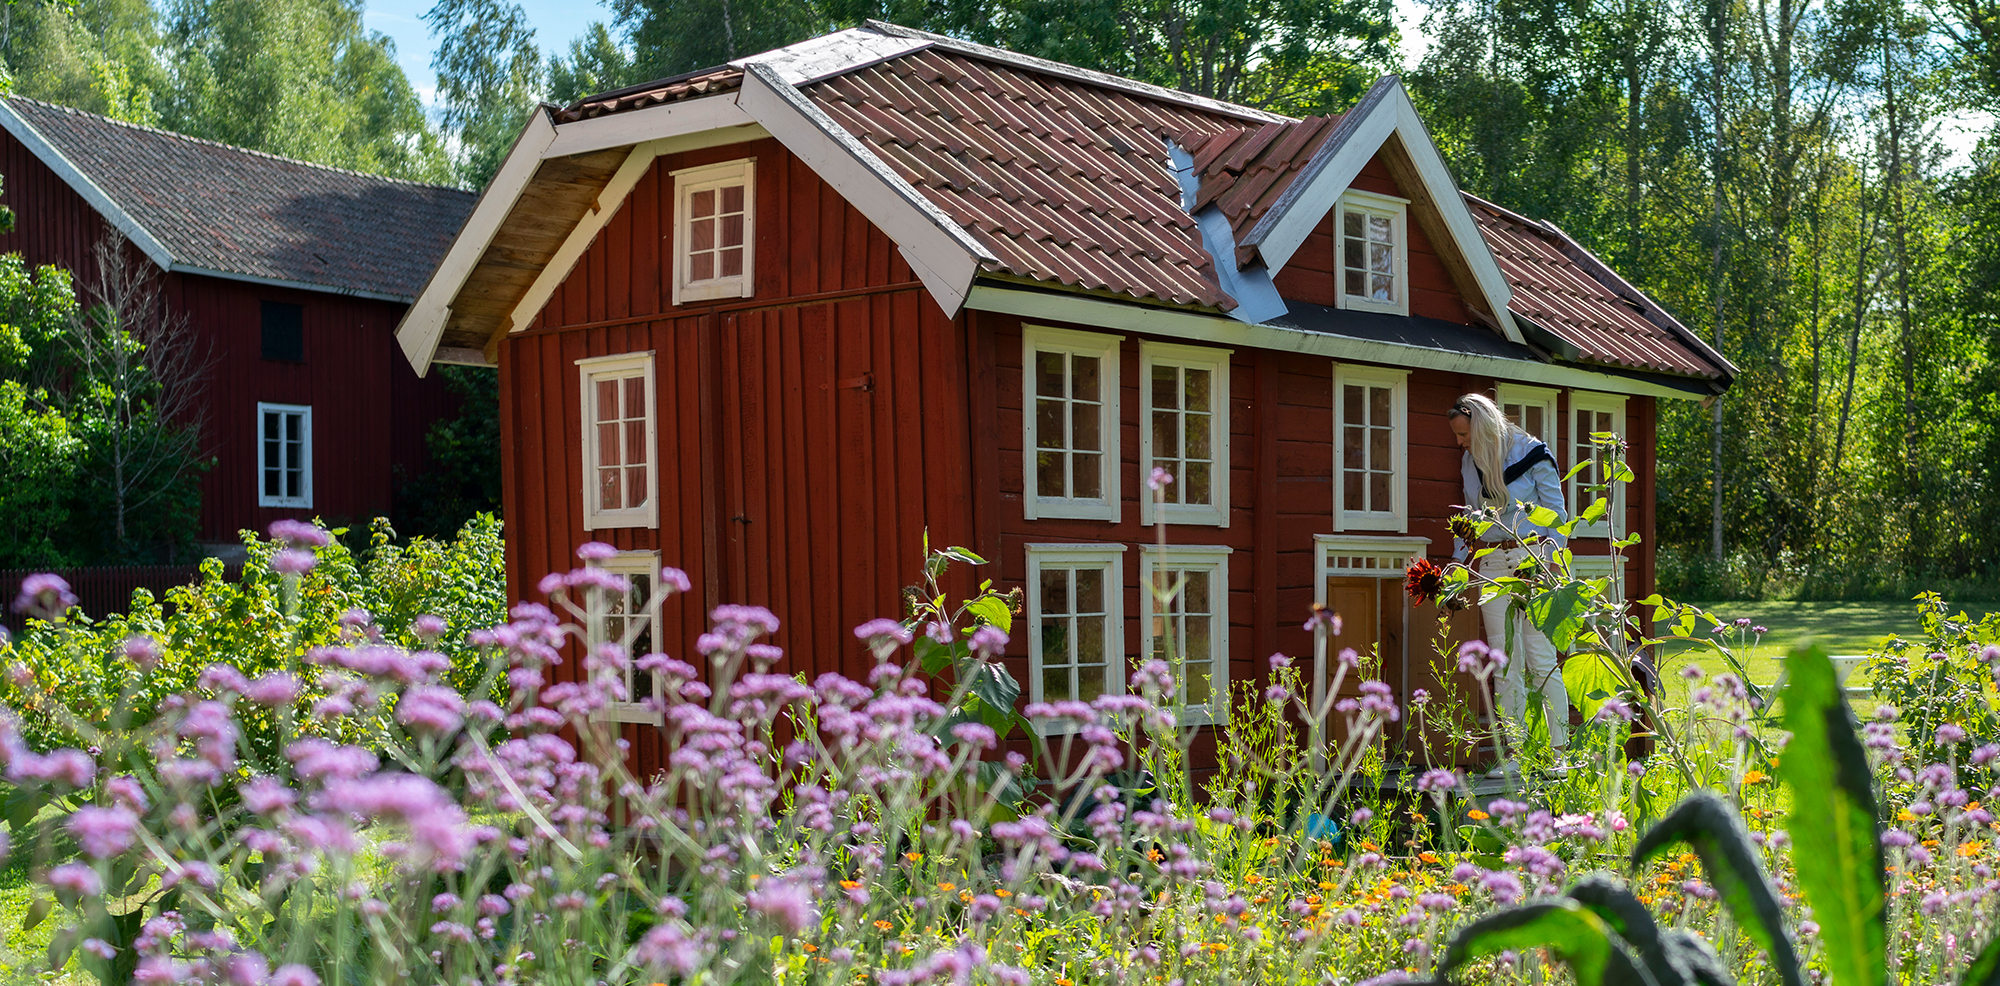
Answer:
[
  {"left": 0, "top": 98, "right": 475, "bottom": 553},
  {"left": 395, "top": 24, "right": 1734, "bottom": 773}
]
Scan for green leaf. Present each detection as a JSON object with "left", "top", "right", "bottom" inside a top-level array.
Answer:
[
  {"left": 1563, "top": 874, "right": 1659, "bottom": 951},
  {"left": 1780, "top": 644, "right": 1887, "bottom": 986},
  {"left": 968, "top": 662, "right": 1021, "bottom": 721},
  {"left": 1527, "top": 582, "right": 1590, "bottom": 650},
  {"left": 1437, "top": 899, "right": 1651, "bottom": 986},
  {"left": 912, "top": 637, "right": 955, "bottom": 675},
  {"left": 941, "top": 546, "right": 987, "bottom": 565},
  {"left": 1660, "top": 929, "right": 1735, "bottom": 986},
  {"left": 965, "top": 595, "right": 1012, "bottom": 634},
  {"left": 1964, "top": 932, "right": 2000, "bottom": 986},
  {"left": 1630, "top": 792, "right": 1803, "bottom": 986},
  {"left": 1561, "top": 652, "right": 1630, "bottom": 724},
  {"left": 1529, "top": 504, "right": 1562, "bottom": 527},
  {"left": 21, "top": 896, "right": 49, "bottom": 932},
  {"left": 47, "top": 925, "right": 76, "bottom": 969},
  {"left": 1579, "top": 497, "right": 1609, "bottom": 523}
]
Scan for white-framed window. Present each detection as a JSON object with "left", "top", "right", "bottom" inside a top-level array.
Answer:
[
  {"left": 1139, "top": 545, "right": 1230, "bottom": 726},
  {"left": 1336, "top": 190, "right": 1410, "bottom": 315},
  {"left": 1026, "top": 543, "right": 1126, "bottom": 730},
  {"left": 586, "top": 549, "right": 665, "bottom": 725},
  {"left": 1497, "top": 383, "right": 1558, "bottom": 444},
  {"left": 577, "top": 352, "right": 659, "bottom": 530},
  {"left": 1333, "top": 364, "right": 1407, "bottom": 532},
  {"left": 256, "top": 402, "right": 312, "bottom": 508},
  {"left": 671, "top": 158, "right": 755, "bottom": 305},
  {"left": 1023, "top": 326, "right": 1121, "bottom": 521},
  {"left": 1567, "top": 390, "right": 1627, "bottom": 538},
  {"left": 1140, "top": 342, "right": 1229, "bottom": 527}
]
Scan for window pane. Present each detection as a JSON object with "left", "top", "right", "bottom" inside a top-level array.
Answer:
[
  {"left": 1526, "top": 405, "right": 1544, "bottom": 438},
  {"left": 691, "top": 252, "right": 714, "bottom": 282},
  {"left": 1040, "top": 568, "right": 1070, "bottom": 615},
  {"left": 1344, "top": 270, "right": 1364, "bottom": 296},
  {"left": 1372, "top": 273, "right": 1394, "bottom": 301},
  {"left": 1042, "top": 666, "right": 1069, "bottom": 702},
  {"left": 690, "top": 189, "right": 714, "bottom": 218},
  {"left": 1344, "top": 211, "right": 1363, "bottom": 237},
  {"left": 624, "top": 420, "right": 647, "bottom": 466},
  {"left": 1369, "top": 424, "right": 1391, "bottom": 470},
  {"left": 1369, "top": 241, "right": 1393, "bottom": 274},
  {"left": 1186, "top": 413, "right": 1210, "bottom": 458},
  {"left": 1071, "top": 355, "right": 1099, "bottom": 402},
  {"left": 285, "top": 414, "right": 301, "bottom": 442},
  {"left": 626, "top": 467, "right": 647, "bottom": 503},
  {"left": 1186, "top": 614, "right": 1212, "bottom": 666},
  {"left": 1035, "top": 399, "right": 1066, "bottom": 451},
  {"left": 1344, "top": 238, "right": 1363, "bottom": 271},
  {"left": 1370, "top": 386, "right": 1391, "bottom": 423},
  {"left": 690, "top": 216, "right": 714, "bottom": 252},
  {"left": 1185, "top": 660, "right": 1210, "bottom": 704},
  {"left": 1072, "top": 453, "right": 1101, "bottom": 498},
  {"left": 1075, "top": 569, "right": 1104, "bottom": 613},
  {"left": 1042, "top": 621, "right": 1072, "bottom": 668},
  {"left": 1072, "top": 403, "right": 1100, "bottom": 452},
  {"left": 721, "top": 214, "right": 744, "bottom": 249},
  {"left": 287, "top": 468, "right": 300, "bottom": 499},
  {"left": 1369, "top": 214, "right": 1392, "bottom": 243},
  {"left": 1185, "top": 461, "right": 1211, "bottom": 504},
  {"left": 1076, "top": 616, "right": 1105, "bottom": 662},
  {"left": 263, "top": 412, "right": 278, "bottom": 441},
  {"left": 721, "top": 184, "right": 744, "bottom": 214},
  {"left": 1036, "top": 451, "right": 1065, "bottom": 498},
  {"left": 1183, "top": 570, "right": 1209, "bottom": 613},
  {"left": 1036, "top": 351, "right": 1066, "bottom": 398},
  {"left": 1370, "top": 472, "right": 1391, "bottom": 511},
  {"left": 1185, "top": 368, "right": 1210, "bottom": 412},
  {"left": 720, "top": 247, "right": 743, "bottom": 278},
  {"left": 601, "top": 467, "right": 623, "bottom": 511},
  {"left": 1152, "top": 364, "right": 1178, "bottom": 410},
  {"left": 1077, "top": 662, "right": 1105, "bottom": 701},
  {"left": 1344, "top": 471, "right": 1363, "bottom": 512},
  {"left": 1343, "top": 385, "right": 1363, "bottom": 423},
  {"left": 265, "top": 468, "right": 279, "bottom": 497},
  {"left": 598, "top": 423, "right": 622, "bottom": 467},
  {"left": 1344, "top": 426, "right": 1365, "bottom": 469},
  {"left": 623, "top": 377, "right": 645, "bottom": 420},
  {"left": 1152, "top": 411, "right": 1179, "bottom": 459}
]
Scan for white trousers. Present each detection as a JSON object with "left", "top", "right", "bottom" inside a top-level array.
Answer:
[{"left": 1476, "top": 546, "right": 1569, "bottom": 750}]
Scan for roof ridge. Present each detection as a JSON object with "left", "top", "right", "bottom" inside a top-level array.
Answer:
[
  {"left": 4, "top": 96, "right": 471, "bottom": 194},
  {"left": 858, "top": 21, "right": 1291, "bottom": 127}
]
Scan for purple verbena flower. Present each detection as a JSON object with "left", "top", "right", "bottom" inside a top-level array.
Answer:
[{"left": 12, "top": 573, "right": 77, "bottom": 620}]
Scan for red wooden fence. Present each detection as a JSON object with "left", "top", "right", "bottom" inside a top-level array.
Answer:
[{"left": 0, "top": 565, "right": 240, "bottom": 637}]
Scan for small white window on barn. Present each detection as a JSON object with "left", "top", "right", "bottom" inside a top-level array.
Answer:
[
  {"left": 577, "top": 352, "right": 658, "bottom": 530},
  {"left": 1139, "top": 545, "right": 1230, "bottom": 726},
  {"left": 586, "top": 549, "right": 666, "bottom": 725},
  {"left": 1336, "top": 190, "right": 1409, "bottom": 315},
  {"left": 1140, "top": 342, "right": 1230, "bottom": 527},
  {"left": 1568, "top": 391, "right": 1627, "bottom": 538},
  {"left": 1023, "top": 326, "right": 1121, "bottom": 522},
  {"left": 1497, "top": 383, "right": 1558, "bottom": 444},
  {"left": 672, "top": 158, "right": 755, "bottom": 305},
  {"left": 1026, "top": 543, "right": 1126, "bottom": 731},
  {"left": 257, "top": 403, "right": 312, "bottom": 508},
  {"left": 1333, "top": 364, "right": 1407, "bottom": 532}
]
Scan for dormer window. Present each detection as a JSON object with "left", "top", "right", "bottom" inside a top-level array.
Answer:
[
  {"left": 672, "top": 159, "right": 755, "bottom": 304},
  {"left": 1337, "top": 190, "right": 1408, "bottom": 315}
]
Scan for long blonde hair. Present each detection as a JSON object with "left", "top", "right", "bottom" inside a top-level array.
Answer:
[{"left": 1450, "top": 393, "right": 1521, "bottom": 507}]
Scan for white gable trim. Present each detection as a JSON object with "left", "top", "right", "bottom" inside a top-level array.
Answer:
[
  {"left": 965, "top": 283, "right": 1711, "bottom": 402},
  {"left": 1237, "top": 78, "right": 1522, "bottom": 344},
  {"left": 544, "top": 94, "right": 757, "bottom": 158},
  {"left": 0, "top": 100, "right": 175, "bottom": 271},
  {"left": 508, "top": 125, "right": 770, "bottom": 333},
  {"left": 396, "top": 106, "right": 559, "bottom": 376},
  {"left": 737, "top": 62, "right": 991, "bottom": 317}
]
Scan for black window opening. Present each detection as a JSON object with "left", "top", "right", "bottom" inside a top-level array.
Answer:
[{"left": 261, "top": 302, "right": 304, "bottom": 362}]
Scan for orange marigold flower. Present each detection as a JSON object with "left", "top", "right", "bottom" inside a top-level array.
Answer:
[
  {"left": 1418, "top": 852, "right": 1442, "bottom": 864},
  {"left": 1245, "top": 874, "right": 1264, "bottom": 885},
  {"left": 802, "top": 943, "right": 819, "bottom": 953},
  {"left": 995, "top": 889, "right": 1012, "bottom": 897},
  {"left": 904, "top": 852, "right": 924, "bottom": 863},
  {"left": 1958, "top": 843, "right": 1983, "bottom": 858},
  {"left": 1467, "top": 810, "right": 1489, "bottom": 821},
  {"left": 841, "top": 880, "right": 861, "bottom": 890},
  {"left": 937, "top": 882, "right": 955, "bottom": 892},
  {"left": 873, "top": 920, "right": 894, "bottom": 931},
  {"left": 1741, "top": 769, "right": 1767, "bottom": 785}
]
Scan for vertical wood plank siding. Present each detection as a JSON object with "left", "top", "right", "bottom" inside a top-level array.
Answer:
[
  {"left": 0, "top": 128, "right": 458, "bottom": 546},
  {"left": 508, "top": 137, "right": 1668, "bottom": 775}
]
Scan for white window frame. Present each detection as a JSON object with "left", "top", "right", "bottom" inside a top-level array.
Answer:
[
  {"left": 1022, "top": 326, "right": 1122, "bottom": 522},
  {"left": 1567, "top": 390, "right": 1628, "bottom": 539},
  {"left": 671, "top": 158, "right": 756, "bottom": 305},
  {"left": 1138, "top": 545, "right": 1230, "bottom": 726},
  {"left": 255, "top": 402, "right": 312, "bottom": 508},
  {"left": 1335, "top": 190, "right": 1410, "bottom": 316},
  {"left": 1496, "top": 383, "right": 1559, "bottom": 444},
  {"left": 577, "top": 351, "right": 660, "bottom": 531},
  {"left": 586, "top": 549, "right": 666, "bottom": 725},
  {"left": 1139, "top": 342, "right": 1230, "bottom": 528},
  {"left": 1025, "top": 543, "right": 1127, "bottom": 734},
  {"left": 1332, "top": 363, "right": 1408, "bottom": 533}
]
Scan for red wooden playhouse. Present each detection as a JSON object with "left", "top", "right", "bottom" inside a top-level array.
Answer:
[
  {"left": 0, "top": 98, "right": 475, "bottom": 552},
  {"left": 395, "top": 24, "right": 1735, "bottom": 774}
]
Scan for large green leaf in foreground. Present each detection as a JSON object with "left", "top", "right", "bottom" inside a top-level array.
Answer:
[
  {"left": 1438, "top": 899, "right": 1656, "bottom": 985},
  {"left": 1630, "top": 792, "right": 1802, "bottom": 986},
  {"left": 1780, "top": 644, "right": 1886, "bottom": 986}
]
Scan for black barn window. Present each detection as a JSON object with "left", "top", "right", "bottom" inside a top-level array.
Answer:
[{"left": 261, "top": 302, "right": 303, "bottom": 362}]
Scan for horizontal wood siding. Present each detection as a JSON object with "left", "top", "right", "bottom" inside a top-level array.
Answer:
[
  {"left": 1271, "top": 153, "right": 1474, "bottom": 325},
  {"left": 0, "top": 128, "right": 455, "bottom": 546}
]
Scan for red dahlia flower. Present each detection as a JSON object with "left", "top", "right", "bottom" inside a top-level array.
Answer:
[{"left": 1405, "top": 558, "right": 1445, "bottom": 606}]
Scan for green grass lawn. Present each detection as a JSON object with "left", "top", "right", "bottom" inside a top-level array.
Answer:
[{"left": 1651, "top": 598, "right": 1996, "bottom": 695}]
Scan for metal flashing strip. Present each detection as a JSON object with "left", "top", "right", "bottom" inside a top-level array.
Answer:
[
  {"left": 729, "top": 27, "right": 932, "bottom": 85},
  {"left": 965, "top": 283, "right": 1715, "bottom": 401},
  {"left": 1164, "top": 137, "right": 1285, "bottom": 325}
]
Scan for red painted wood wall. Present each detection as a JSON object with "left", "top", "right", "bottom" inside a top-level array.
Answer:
[
  {"left": 0, "top": 127, "right": 457, "bottom": 547},
  {"left": 505, "top": 136, "right": 1667, "bottom": 774}
]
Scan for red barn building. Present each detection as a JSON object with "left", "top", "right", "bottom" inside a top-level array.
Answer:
[
  {"left": 395, "top": 25, "right": 1733, "bottom": 772},
  {"left": 0, "top": 98, "right": 475, "bottom": 554}
]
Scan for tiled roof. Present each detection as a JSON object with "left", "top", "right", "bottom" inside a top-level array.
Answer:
[
  {"left": 5, "top": 98, "right": 474, "bottom": 301},
  {"left": 807, "top": 48, "right": 1253, "bottom": 309},
  {"left": 1185, "top": 115, "right": 1342, "bottom": 265},
  {"left": 1468, "top": 195, "right": 1727, "bottom": 379},
  {"left": 555, "top": 66, "right": 746, "bottom": 123}
]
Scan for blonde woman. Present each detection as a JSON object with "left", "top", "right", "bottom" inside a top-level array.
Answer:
[{"left": 1447, "top": 393, "right": 1571, "bottom": 774}]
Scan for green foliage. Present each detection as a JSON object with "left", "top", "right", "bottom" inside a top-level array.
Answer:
[
  {"left": 545, "top": 21, "right": 633, "bottom": 105},
  {"left": 1780, "top": 645, "right": 1887, "bottom": 986},
  {"left": 0, "top": 377, "right": 81, "bottom": 566},
  {"left": 0, "top": 514, "right": 507, "bottom": 753},
  {"left": 394, "top": 364, "right": 503, "bottom": 540},
  {"left": 1630, "top": 792, "right": 1805, "bottom": 986},
  {"left": 1439, "top": 898, "right": 1644, "bottom": 986},
  {"left": 425, "top": 0, "right": 544, "bottom": 188}
]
